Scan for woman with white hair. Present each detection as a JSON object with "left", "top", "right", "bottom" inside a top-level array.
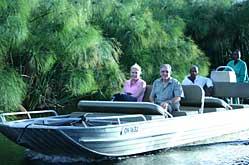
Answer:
[{"left": 122, "top": 63, "right": 146, "bottom": 101}]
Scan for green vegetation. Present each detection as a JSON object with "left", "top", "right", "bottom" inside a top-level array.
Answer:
[{"left": 0, "top": 0, "right": 248, "bottom": 112}]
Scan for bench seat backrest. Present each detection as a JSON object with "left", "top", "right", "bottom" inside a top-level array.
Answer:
[
  {"left": 143, "top": 85, "right": 205, "bottom": 108},
  {"left": 142, "top": 85, "right": 152, "bottom": 102}
]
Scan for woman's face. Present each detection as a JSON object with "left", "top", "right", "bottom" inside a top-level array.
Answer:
[{"left": 130, "top": 68, "right": 140, "bottom": 80}]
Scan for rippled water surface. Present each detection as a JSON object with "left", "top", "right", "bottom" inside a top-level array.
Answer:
[
  {"left": 21, "top": 141, "right": 249, "bottom": 165},
  {"left": 2, "top": 134, "right": 249, "bottom": 165}
]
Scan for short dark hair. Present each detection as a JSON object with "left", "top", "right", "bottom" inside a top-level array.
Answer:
[
  {"left": 189, "top": 65, "right": 199, "bottom": 73},
  {"left": 233, "top": 49, "right": 241, "bottom": 58}
]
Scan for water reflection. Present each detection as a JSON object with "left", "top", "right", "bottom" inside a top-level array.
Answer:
[{"left": 25, "top": 140, "right": 249, "bottom": 165}]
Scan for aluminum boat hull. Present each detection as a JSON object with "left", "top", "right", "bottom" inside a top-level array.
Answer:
[{"left": 1, "top": 108, "right": 249, "bottom": 158}]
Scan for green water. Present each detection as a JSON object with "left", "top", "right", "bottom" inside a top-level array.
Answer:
[{"left": 0, "top": 134, "right": 26, "bottom": 165}]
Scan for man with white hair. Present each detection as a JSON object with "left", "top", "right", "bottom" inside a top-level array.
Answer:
[{"left": 149, "top": 64, "right": 183, "bottom": 113}]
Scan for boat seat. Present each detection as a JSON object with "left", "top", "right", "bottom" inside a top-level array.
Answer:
[
  {"left": 142, "top": 86, "right": 187, "bottom": 117},
  {"left": 180, "top": 85, "right": 205, "bottom": 113},
  {"left": 181, "top": 85, "right": 229, "bottom": 113},
  {"left": 204, "top": 97, "right": 232, "bottom": 110},
  {"left": 78, "top": 100, "right": 165, "bottom": 116},
  {"left": 210, "top": 70, "right": 236, "bottom": 83},
  {"left": 69, "top": 112, "right": 87, "bottom": 118},
  {"left": 213, "top": 82, "right": 249, "bottom": 98},
  {"left": 142, "top": 85, "right": 152, "bottom": 102},
  {"left": 144, "top": 115, "right": 166, "bottom": 120},
  {"left": 230, "top": 104, "right": 249, "bottom": 109},
  {"left": 142, "top": 85, "right": 229, "bottom": 115},
  {"left": 171, "top": 111, "right": 187, "bottom": 117}
]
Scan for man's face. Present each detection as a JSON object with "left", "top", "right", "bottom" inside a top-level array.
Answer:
[
  {"left": 232, "top": 53, "right": 239, "bottom": 60},
  {"left": 190, "top": 67, "right": 198, "bottom": 78},
  {"left": 160, "top": 67, "right": 171, "bottom": 80}
]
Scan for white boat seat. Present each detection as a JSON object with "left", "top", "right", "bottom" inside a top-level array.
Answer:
[
  {"left": 211, "top": 71, "right": 236, "bottom": 82},
  {"left": 210, "top": 66, "right": 236, "bottom": 83}
]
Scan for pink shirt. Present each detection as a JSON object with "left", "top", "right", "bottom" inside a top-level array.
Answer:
[{"left": 123, "top": 79, "right": 146, "bottom": 102}]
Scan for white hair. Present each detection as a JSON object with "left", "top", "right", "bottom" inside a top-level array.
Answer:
[
  {"left": 160, "top": 64, "right": 172, "bottom": 72},
  {"left": 130, "top": 63, "right": 141, "bottom": 72}
]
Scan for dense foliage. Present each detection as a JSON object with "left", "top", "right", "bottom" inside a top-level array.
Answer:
[{"left": 0, "top": 0, "right": 248, "bottom": 112}]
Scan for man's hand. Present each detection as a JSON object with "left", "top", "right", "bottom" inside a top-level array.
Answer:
[{"left": 160, "top": 102, "right": 169, "bottom": 110}]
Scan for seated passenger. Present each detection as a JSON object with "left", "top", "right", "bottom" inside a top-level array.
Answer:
[
  {"left": 113, "top": 63, "right": 146, "bottom": 102},
  {"left": 182, "top": 65, "right": 213, "bottom": 96},
  {"left": 149, "top": 64, "right": 183, "bottom": 113}
]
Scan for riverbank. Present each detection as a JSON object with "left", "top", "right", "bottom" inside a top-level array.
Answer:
[{"left": 0, "top": 134, "right": 25, "bottom": 165}]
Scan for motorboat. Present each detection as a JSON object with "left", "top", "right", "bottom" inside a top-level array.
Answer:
[
  {"left": 1, "top": 67, "right": 249, "bottom": 158},
  {"left": 1, "top": 99, "right": 249, "bottom": 158}
]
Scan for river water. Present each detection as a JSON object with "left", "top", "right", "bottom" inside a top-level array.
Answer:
[{"left": 1, "top": 134, "right": 249, "bottom": 165}]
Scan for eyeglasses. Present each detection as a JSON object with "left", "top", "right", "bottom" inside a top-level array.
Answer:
[{"left": 161, "top": 70, "right": 169, "bottom": 73}]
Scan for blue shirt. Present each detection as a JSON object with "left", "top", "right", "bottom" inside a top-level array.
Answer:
[{"left": 150, "top": 77, "right": 183, "bottom": 109}]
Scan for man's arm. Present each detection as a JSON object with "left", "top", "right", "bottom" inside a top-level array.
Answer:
[
  {"left": 172, "top": 80, "right": 183, "bottom": 103},
  {"left": 149, "top": 81, "right": 156, "bottom": 103},
  {"left": 171, "top": 96, "right": 181, "bottom": 103},
  {"left": 205, "top": 78, "right": 214, "bottom": 96},
  {"left": 149, "top": 95, "right": 155, "bottom": 103},
  {"left": 160, "top": 96, "right": 181, "bottom": 110}
]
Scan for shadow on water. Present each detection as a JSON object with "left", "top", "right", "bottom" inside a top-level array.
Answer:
[
  {"left": 0, "top": 134, "right": 26, "bottom": 165},
  {"left": 22, "top": 139, "right": 249, "bottom": 165},
  {"left": 2, "top": 131, "right": 249, "bottom": 165}
]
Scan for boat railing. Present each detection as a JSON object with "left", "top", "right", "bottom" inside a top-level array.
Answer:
[
  {"left": 37, "top": 113, "right": 149, "bottom": 127},
  {"left": 0, "top": 110, "right": 58, "bottom": 123},
  {"left": 83, "top": 113, "right": 147, "bottom": 127}
]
